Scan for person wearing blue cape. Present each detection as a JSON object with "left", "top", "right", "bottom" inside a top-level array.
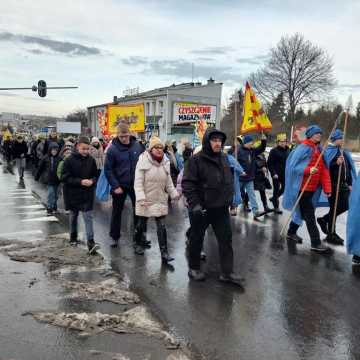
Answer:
[
  {"left": 283, "top": 125, "right": 333, "bottom": 254},
  {"left": 317, "top": 129, "right": 357, "bottom": 245},
  {"left": 346, "top": 169, "right": 360, "bottom": 266}
]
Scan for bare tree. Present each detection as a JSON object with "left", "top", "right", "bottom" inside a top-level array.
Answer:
[{"left": 249, "top": 33, "right": 336, "bottom": 123}]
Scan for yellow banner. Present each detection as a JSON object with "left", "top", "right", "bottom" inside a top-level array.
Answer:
[
  {"left": 241, "top": 82, "right": 272, "bottom": 134},
  {"left": 107, "top": 103, "right": 145, "bottom": 134}
]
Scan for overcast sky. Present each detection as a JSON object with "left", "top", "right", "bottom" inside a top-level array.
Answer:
[{"left": 0, "top": 0, "right": 359, "bottom": 116}]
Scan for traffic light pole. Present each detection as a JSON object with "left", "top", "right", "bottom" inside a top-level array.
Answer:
[{"left": 0, "top": 86, "right": 78, "bottom": 90}]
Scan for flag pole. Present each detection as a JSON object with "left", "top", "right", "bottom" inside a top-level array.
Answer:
[
  {"left": 234, "top": 93, "right": 238, "bottom": 155},
  {"left": 279, "top": 111, "right": 345, "bottom": 238}
]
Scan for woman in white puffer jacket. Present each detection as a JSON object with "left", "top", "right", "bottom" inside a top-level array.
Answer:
[{"left": 133, "top": 136, "right": 179, "bottom": 263}]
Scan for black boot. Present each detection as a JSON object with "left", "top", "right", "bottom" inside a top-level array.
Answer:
[
  {"left": 133, "top": 228, "right": 145, "bottom": 255},
  {"left": 70, "top": 232, "right": 78, "bottom": 246},
  {"left": 157, "top": 227, "right": 174, "bottom": 263}
]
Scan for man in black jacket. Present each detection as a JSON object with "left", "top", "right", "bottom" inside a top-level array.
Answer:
[
  {"left": 12, "top": 135, "right": 28, "bottom": 180},
  {"left": 237, "top": 134, "right": 267, "bottom": 218},
  {"left": 267, "top": 133, "right": 290, "bottom": 214},
  {"left": 182, "top": 128, "right": 241, "bottom": 285},
  {"left": 104, "top": 123, "right": 145, "bottom": 247},
  {"left": 35, "top": 143, "right": 62, "bottom": 215},
  {"left": 61, "top": 137, "right": 98, "bottom": 252}
]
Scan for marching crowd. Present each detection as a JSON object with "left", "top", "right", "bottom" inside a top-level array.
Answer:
[{"left": 1, "top": 122, "right": 360, "bottom": 285}]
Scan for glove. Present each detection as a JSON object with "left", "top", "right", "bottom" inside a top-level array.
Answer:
[{"left": 192, "top": 204, "right": 204, "bottom": 217}]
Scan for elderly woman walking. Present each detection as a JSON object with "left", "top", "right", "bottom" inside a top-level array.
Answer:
[
  {"left": 89, "top": 137, "right": 105, "bottom": 178},
  {"left": 133, "top": 136, "right": 180, "bottom": 263}
]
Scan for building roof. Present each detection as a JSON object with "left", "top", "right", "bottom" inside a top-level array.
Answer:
[{"left": 87, "top": 80, "right": 222, "bottom": 110}]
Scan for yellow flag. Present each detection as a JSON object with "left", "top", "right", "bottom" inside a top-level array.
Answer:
[{"left": 240, "top": 82, "right": 272, "bottom": 134}]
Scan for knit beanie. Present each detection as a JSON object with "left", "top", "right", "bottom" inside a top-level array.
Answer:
[
  {"left": 91, "top": 136, "right": 100, "bottom": 144},
  {"left": 243, "top": 134, "right": 254, "bottom": 145},
  {"left": 330, "top": 129, "right": 343, "bottom": 142},
  {"left": 305, "top": 125, "right": 323, "bottom": 138},
  {"left": 276, "top": 133, "right": 287, "bottom": 142},
  {"left": 149, "top": 136, "right": 164, "bottom": 151}
]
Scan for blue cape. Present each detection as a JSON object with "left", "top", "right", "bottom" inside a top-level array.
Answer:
[
  {"left": 347, "top": 170, "right": 360, "bottom": 256},
  {"left": 282, "top": 143, "right": 324, "bottom": 225},
  {"left": 323, "top": 144, "right": 357, "bottom": 183},
  {"left": 227, "top": 154, "right": 244, "bottom": 207}
]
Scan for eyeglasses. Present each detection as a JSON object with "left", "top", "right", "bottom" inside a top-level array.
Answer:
[{"left": 153, "top": 145, "right": 164, "bottom": 150}]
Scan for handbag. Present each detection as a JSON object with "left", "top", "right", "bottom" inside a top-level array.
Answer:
[{"left": 96, "top": 168, "right": 110, "bottom": 202}]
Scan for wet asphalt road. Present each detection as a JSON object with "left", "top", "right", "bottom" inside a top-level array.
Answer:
[{"left": 2, "top": 163, "right": 360, "bottom": 360}]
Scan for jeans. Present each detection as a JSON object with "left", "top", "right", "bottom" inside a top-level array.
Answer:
[
  {"left": 16, "top": 158, "right": 26, "bottom": 178},
  {"left": 69, "top": 210, "right": 94, "bottom": 241},
  {"left": 47, "top": 185, "right": 59, "bottom": 210},
  {"left": 240, "top": 181, "right": 258, "bottom": 213},
  {"left": 110, "top": 187, "right": 138, "bottom": 240},
  {"left": 271, "top": 177, "right": 285, "bottom": 209},
  {"left": 288, "top": 191, "right": 321, "bottom": 247},
  {"left": 188, "top": 206, "right": 233, "bottom": 275}
]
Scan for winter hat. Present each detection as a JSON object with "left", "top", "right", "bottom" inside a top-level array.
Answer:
[
  {"left": 276, "top": 133, "right": 287, "bottom": 142},
  {"left": 330, "top": 129, "right": 344, "bottom": 142},
  {"left": 149, "top": 136, "right": 164, "bottom": 151},
  {"left": 305, "top": 125, "right": 323, "bottom": 138},
  {"left": 91, "top": 136, "right": 100, "bottom": 144},
  {"left": 243, "top": 134, "right": 254, "bottom": 145}
]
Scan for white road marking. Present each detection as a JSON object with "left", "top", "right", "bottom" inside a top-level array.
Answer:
[
  {"left": 0, "top": 230, "right": 44, "bottom": 238},
  {"left": 21, "top": 216, "right": 59, "bottom": 222},
  {"left": 14, "top": 210, "right": 47, "bottom": 215},
  {"left": 10, "top": 196, "right": 34, "bottom": 199},
  {"left": 14, "top": 205, "right": 44, "bottom": 209}
]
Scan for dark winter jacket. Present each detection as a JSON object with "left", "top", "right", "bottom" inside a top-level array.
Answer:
[
  {"left": 267, "top": 145, "right": 290, "bottom": 180},
  {"left": 254, "top": 153, "right": 270, "bottom": 191},
  {"left": 35, "top": 144, "right": 62, "bottom": 185},
  {"left": 237, "top": 140, "right": 267, "bottom": 182},
  {"left": 3, "top": 140, "right": 13, "bottom": 160},
  {"left": 104, "top": 136, "right": 144, "bottom": 191},
  {"left": 11, "top": 140, "right": 28, "bottom": 159},
  {"left": 61, "top": 151, "right": 98, "bottom": 211},
  {"left": 182, "top": 128, "right": 234, "bottom": 210}
]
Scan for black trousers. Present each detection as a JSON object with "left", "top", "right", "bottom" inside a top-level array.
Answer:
[
  {"left": 288, "top": 191, "right": 321, "bottom": 247},
  {"left": 135, "top": 216, "right": 167, "bottom": 251},
  {"left": 322, "top": 187, "right": 349, "bottom": 233},
  {"left": 110, "top": 187, "right": 137, "bottom": 240},
  {"left": 259, "top": 189, "right": 268, "bottom": 209},
  {"left": 272, "top": 177, "right": 285, "bottom": 208},
  {"left": 188, "top": 206, "right": 233, "bottom": 274}
]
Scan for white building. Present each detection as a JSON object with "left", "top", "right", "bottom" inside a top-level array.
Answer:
[{"left": 87, "top": 79, "right": 222, "bottom": 144}]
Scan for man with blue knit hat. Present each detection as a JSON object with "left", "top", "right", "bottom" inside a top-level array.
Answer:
[
  {"left": 317, "top": 129, "right": 356, "bottom": 245},
  {"left": 283, "top": 125, "right": 333, "bottom": 254},
  {"left": 237, "top": 133, "right": 267, "bottom": 219}
]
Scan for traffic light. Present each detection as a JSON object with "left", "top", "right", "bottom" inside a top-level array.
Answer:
[{"left": 38, "top": 80, "right": 47, "bottom": 97}]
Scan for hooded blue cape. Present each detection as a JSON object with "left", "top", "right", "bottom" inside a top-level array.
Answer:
[
  {"left": 346, "top": 170, "right": 360, "bottom": 256},
  {"left": 282, "top": 143, "right": 324, "bottom": 225},
  {"left": 323, "top": 144, "right": 356, "bottom": 183},
  {"left": 227, "top": 154, "right": 244, "bottom": 206}
]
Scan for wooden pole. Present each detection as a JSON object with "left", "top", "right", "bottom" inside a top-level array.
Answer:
[{"left": 330, "top": 111, "right": 349, "bottom": 234}]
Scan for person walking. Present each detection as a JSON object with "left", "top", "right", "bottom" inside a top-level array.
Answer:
[
  {"left": 267, "top": 133, "right": 290, "bottom": 214},
  {"left": 104, "top": 123, "right": 145, "bottom": 248},
  {"left": 61, "top": 137, "right": 98, "bottom": 252},
  {"left": 35, "top": 143, "right": 62, "bottom": 215},
  {"left": 182, "top": 128, "right": 241, "bottom": 284},
  {"left": 283, "top": 125, "right": 333, "bottom": 254},
  {"left": 2, "top": 134, "right": 13, "bottom": 173},
  {"left": 89, "top": 136, "right": 105, "bottom": 178},
  {"left": 133, "top": 136, "right": 179, "bottom": 262},
  {"left": 165, "top": 141, "right": 183, "bottom": 186},
  {"left": 237, "top": 134, "right": 267, "bottom": 219},
  {"left": 318, "top": 129, "right": 356, "bottom": 245},
  {"left": 254, "top": 151, "right": 272, "bottom": 213},
  {"left": 12, "top": 135, "right": 28, "bottom": 180},
  {"left": 346, "top": 168, "right": 360, "bottom": 266}
]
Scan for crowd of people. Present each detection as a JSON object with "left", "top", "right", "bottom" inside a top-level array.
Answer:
[{"left": 1, "top": 122, "right": 360, "bottom": 285}]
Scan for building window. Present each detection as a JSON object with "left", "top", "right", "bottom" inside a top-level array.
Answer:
[
  {"left": 146, "top": 102, "right": 150, "bottom": 116},
  {"left": 159, "top": 100, "right": 164, "bottom": 110}
]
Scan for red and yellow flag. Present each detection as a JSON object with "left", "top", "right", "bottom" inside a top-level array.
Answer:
[{"left": 240, "top": 82, "right": 272, "bottom": 134}]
